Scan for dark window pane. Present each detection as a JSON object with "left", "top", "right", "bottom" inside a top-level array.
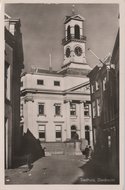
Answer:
[
  {"left": 39, "top": 132, "right": 45, "bottom": 139},
  {"left": 70, "top": 110, "right": 76, "bottom": 115},
  {"left": 75, "top": 25, "right": 80, "bottom": 39},
  {"left": 54, "top": 81, "right": 60, "bottom": 86},
  {"left": 37, "top": 80, "right": 44, "bottom": 85},
  {"left": 55, "top": 105, "right": 61, "bottom": 115},
  {"left": 85, "top": 125, "right": 89, "bottom": 130},
  {"left": 39, "top": 104, "right": 44, "bottom": 115},
  {"left": 67, "top": 25, "right": 71, "bottom": 40},
  {"left": 21, "top": 81, "right": 23, "bottom": 87},
  {"left": 56, "top": 131, "right": 61, "bottom": 138},
  {"left": 71, "top": 125, "right": 76, "bottom": 130}
]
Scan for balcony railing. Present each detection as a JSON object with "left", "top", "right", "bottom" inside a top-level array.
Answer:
[{"left": 62, "top": 35, "right": 86, "bottom": 45}]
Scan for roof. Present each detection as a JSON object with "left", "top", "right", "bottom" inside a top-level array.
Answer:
[
  {"left": 111, "top": 29, "right": 119, "bottom": 65},
  {"left": 22, "top": 65, "right": 92, "bottom": 78},
  {"left": 64, "top": 14, "right": 85, "bottom": 24}
]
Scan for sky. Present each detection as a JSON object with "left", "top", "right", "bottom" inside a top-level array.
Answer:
[{"left": 5, "top": 3, "right": 119, "bottom": 72}]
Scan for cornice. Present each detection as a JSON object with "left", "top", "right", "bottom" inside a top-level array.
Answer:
[
  {"left": 24, "top": 96, "right": 34, "bottom": 103},
  {"left": 21, "top": 88, "right": 90, "bottom": 97}
]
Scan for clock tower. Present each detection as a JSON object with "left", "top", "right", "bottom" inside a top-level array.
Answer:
[{"left": 58, "top": 8, "right": 91, "bottom": 75}]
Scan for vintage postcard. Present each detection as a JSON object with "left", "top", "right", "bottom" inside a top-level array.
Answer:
[{"left": 0, "top": 0, "right": 124, "bottom": 190}]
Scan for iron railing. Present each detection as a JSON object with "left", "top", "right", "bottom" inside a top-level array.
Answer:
[{"left": 62, "top": 34, "right": 86, "bottom": 45}]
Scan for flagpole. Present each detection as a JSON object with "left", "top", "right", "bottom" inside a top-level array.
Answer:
[
  {"left": 88, "top": 48, "right": 104, "bottom": 64},
  {"left": 49, "top": 53, "right": 52, "bottom": 71}
]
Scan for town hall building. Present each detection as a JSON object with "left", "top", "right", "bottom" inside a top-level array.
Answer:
[{"left": 20, "top": 11, "right": 93, "bottom": 154}]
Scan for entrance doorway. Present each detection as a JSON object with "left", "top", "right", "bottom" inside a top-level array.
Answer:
[{"left": 71, "top": 125, "right": 77, "bottom": 139}]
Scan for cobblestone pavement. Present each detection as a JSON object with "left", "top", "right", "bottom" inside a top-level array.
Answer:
[
  {"left": 5, "top": 155, "right": 87, "bottom": 184},
  {"left": 5, "top": 154, "right": 118, "bottom": 184}
]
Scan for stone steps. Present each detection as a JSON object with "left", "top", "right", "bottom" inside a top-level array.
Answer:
[{"left": 41, "top": 142, "right": 82, "bottom": 156}]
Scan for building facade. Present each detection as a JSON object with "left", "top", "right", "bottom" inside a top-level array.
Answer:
[
  {"left": 88, "top": 30, "right": 119, "bottom": 180},
  {"left": 5, "top": 14, "right": 24, "bottom": 168},
  {"left": 21, "top": 12, "right": 93, "bottom": 154}
]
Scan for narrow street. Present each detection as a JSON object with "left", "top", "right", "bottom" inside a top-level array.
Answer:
[
  {"left": 5, "top": 155, "right": 86, "bottom": 184},
  {"left": 5, "top": 154, "right": 118, "bottom": 184}
]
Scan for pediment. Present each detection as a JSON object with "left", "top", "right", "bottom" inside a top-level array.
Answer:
[
  {"left": 64, "top": 14, "right": 85, "bottom": 23},
  {"left": 65, "top": 82, "right": 90, "bottom": 94},
  {"left": 72, "top": 15, "right": 85, "bottom": 21},
  {"left": 71, "top": 84, "right": 90, "bottom": 93}
]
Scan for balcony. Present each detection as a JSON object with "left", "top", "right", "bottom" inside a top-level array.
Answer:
[{"left": 62, "top": 35, "right": 86, "bottom": 45}]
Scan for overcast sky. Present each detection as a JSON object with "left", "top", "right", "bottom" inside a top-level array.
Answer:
[{"left": 5, "top": 3, "right": 119, "bottom": 72}]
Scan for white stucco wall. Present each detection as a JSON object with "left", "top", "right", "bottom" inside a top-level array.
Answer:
[
  {"left": 21, "top": 73, "right": 90, "bottom": 92},
  {"left": 21, "top": 78, "right": 92, "bottom": 144},
  {"left": 63, "top": 41, "right": 86, "bottom": 65}
]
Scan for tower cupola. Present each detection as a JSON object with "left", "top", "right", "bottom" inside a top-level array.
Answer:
[{"left": 58, "top": 6, "right": 92, "bottom": 75}]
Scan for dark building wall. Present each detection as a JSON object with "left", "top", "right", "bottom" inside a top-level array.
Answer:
[
  {"left": 88, "top": 30, "right": 119, "bottom": 180},
  {"left": 5, "top": 19, "right": 24, "bottom": 168}
]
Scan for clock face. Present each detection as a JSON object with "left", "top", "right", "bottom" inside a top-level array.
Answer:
[
  {"left": 66, "top": 47, "right": 70, "bottom": 58},
  {"left": 74, "top": 46, "right": 82, "bottom": 56}
]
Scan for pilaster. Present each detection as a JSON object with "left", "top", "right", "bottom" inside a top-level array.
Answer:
[
  {"left": 80, "top": 101, "right": 85, "bottom": 139},
  {"left": 65, "top": 100, "right": 71, "bottom": 140}
]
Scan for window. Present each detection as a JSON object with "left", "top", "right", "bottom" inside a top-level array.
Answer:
[
  {"left": 108, "top": 135, "right": 111, "bottom": 148},
  {"left": 70, "top": 103, "right": 76, "bottom": 116},
  {"left": 37, "top": 79, "right": 44, "bottom": 85},
  {"left": 55, "top": 125, "right": 62, "bottom": 141},
  {"left": 75, "top": 25, "right": 80, "bottom": 39},
  {"left": 93, "top": 127, "right": 97, "bottom": 144},
  {"left": 95, "top": 81, "right": 99, "bottom": 90},
  {"left": 84, "top": 103, "right": 89, "bottom": 116},
  {"left": 20, "top": 104, "right": 23, "bottom": 117},
  {"left": 92, "top": 101, "right": 96, "bottom": 118},
  {"left": 97, "top": 98, "right": 101, "bottom": 116},
  {"left": 20, "top": 81, "right": 23, "bottom": 87},
  {"left": 54, "top": 81, "right": 60, "bottom": 86},
  {"left": 67, "top": 25, "right": 71, "bottom": 40},
  {"left": 91, "top": 84, "right": 94, "bottom": 94},
  {"left": 39, "top": 125, "right": 45, "bottom": 141},
  {"left": 104, "top": 99, "right": 106, "bottom": 122},
  {"left": 55, "top": 104, "right": 61, "bottom": 116},
  {"left": 38, "top": 103, "right": 44, "bottom": 115},
  {"left": 103, "top": 77, "right": 107, "bottom": 91}
]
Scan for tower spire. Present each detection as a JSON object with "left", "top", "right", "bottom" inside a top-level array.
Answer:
[{"left": 72, "top": 4, "right": 75, "bottom": 15}]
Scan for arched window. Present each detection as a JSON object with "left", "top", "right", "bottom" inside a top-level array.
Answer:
[
  {"left": 71, "top": 125, "right": 76, "bottom": 130},
  {"left": 85, "top": 125, "right": 89, "bottom": 131},
  {"left": 71, "top": 125, "right": 76, "bottom": 139},
  {"left": 75, "top": 25, "right": 80, "bottom": 39},
  {"left": 85, "top": 125, "right": 90, "bottom": 145},
  {"left": 67, "top": 25, "right": 71, "bottom": 40}
]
